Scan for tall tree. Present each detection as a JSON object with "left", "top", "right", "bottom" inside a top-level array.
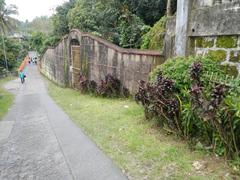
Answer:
[
  {"left": 52, "top": 0, "right": 76, "bottom": 37},
  {"left": 124, "top": 0, "right": 167, "bottom": 26},
  {"left": 0, "top": 0, "right": 18, "bottom": 70}
]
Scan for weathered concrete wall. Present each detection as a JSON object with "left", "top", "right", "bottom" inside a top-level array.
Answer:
[
  {"left": 40, "top": 29, "right": 164, "bottom": 93},
  {"left": 193, "top": 0, "right": 213, "bottom": 7},
  {"left": 189, "top": 1, "right": 240, "bottom": 36}
]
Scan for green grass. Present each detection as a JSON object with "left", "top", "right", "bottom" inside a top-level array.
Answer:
[
  {"left": 47, "top": 80, "right": 237, "bottom": 179},
  {"left": 0, "top": 77, "right": 14, "bottom": 120}
]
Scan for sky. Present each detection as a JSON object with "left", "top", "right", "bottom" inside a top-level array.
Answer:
[{"left": 5, "top": 0, "right": 67, "bottom": 22}]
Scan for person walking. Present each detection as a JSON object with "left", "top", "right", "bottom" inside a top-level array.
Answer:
[{"left": 19, "top": 70, "right": 26, "bottom": 84}]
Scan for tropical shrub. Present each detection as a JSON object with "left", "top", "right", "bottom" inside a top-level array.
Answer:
[
  {"left": 0, "top": 37, "right": 24, "bottom": 71},
  {"left": 78, "top": 74, "right": 129, "bottom": 98},
  {"left": 77, "top": 74, "right": 97, "bottom": 94},
  {"left": 97, "top": 74, "right": 129, "bottom": 97},
  {"left": 136, "top": 56, "right": 240, "bottom": 159}
]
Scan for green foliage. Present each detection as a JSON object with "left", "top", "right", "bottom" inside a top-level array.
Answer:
[
  {"left": 0, "top": 37, "right": 23, "bottom": 71},
  {"left": 150, "top": 56, "right": 225, "bottom": 90},
  {"left": 221, "top": 64, "right": 239, "bottom": 77},
  {"left": 52, "top": 0, "right": 76, "bottom": 36},
  {"left": 141, "top": 16, "right": 166, "bottom": 50},
  {"left": 43, "top": 35, "right": 61, "bottom": 48},
  {"left": 46, "top": 0, "right": 178, "bottom": 49},
  {"left": 124, "top": 0, "right": 168, "bottom": 26},
  {"left": 141, "top": 56, "right": 240, "bottom": 159},
  {"left": 67, "top": 0, "right": 99, "bottom": 32},
  {"left": 118, "top": 8, "right": 146, "bottom": 48},
  {"left": 28, "top": 31, "right": 46, "bottom": 53},
  {"left": 67, "top": 0, "right": 148, "bottom": 48}
]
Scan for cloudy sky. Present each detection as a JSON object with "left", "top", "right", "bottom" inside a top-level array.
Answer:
[{"left": 5, "top": 0, "right": 67, "bottom": 22}]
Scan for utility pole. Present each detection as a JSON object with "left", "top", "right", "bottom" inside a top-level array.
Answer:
[{"left": 167, "top": 0, "right": 172, "bottom": 17}]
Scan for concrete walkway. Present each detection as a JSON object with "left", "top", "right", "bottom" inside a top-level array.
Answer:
[{"left": 0, "top": 65, "right": 127, "bottom": 180}]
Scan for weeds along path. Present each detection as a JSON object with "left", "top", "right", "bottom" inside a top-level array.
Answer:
[{"left": 47, "top": 79, "right": 237, "bottom": 179}]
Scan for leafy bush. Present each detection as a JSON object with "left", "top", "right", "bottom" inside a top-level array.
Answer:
[
  {"left": 97, "top": 74, "right": 129, "bottom": 98},
  {"left": 118, "top": 9, "right": 146, "bottom": 48},
  {"left": 135, "top": 76, "right": 181, "bottom": 131},
  {"left": 78, "top": 74, "right": 97, "bottom": 94},
  {"left": 150, "top": 56, "right": 226, "bottom": 90},
  {"left": 78, "top": 74, "right": 129, "bottom": 98},
  {"left": 136, "top": 56, "right": 240, "bottom": 159},
  {"left": 141, "top": 16, "right": 166, "bottom": 50},
  {"left": 0, "top": 37, "right": 24, "bottom": 71}
]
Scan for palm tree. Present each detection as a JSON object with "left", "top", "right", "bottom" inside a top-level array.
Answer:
[{"left": 0, "top": 0, "right": 18, "bottom": 71}]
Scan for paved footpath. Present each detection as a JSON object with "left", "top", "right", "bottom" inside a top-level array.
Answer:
[{"left": 0, "top": 65, "right": 127, "bottom": 180}]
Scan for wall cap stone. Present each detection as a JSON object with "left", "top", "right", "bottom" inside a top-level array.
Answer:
[{"left": 70, "top": 29, "right": 163, "bottom": 56}]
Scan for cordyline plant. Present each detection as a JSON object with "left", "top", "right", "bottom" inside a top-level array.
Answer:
[
  {"left": 189, "top": 62, "right": 240, "bottom": 158},
  {"left": 78, "top": 74, "right": 129, "bottom": 98},
  {"left": 136, "top": 60, "right": 240, "bottom": 159},
  {"left": 78, "top": 74, "right": 97, "bottom": 93},
  {"left": 135, "top": 73, "right": 182, "bottom": 132}
]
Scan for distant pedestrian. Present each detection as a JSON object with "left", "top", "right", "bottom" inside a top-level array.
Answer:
[{"left": 19, "top": 70, "right": 26, "bottom": 84}]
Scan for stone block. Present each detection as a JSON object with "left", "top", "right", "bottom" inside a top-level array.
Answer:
[
  {"left": 216, "top": 36, "right": 238, "bottom": 48},
  {"left": 202, "top": 37, "right": 215, "bottom": 48},
  {"left": 195, "top": 37, "right": 214, "bottom": 48},
  {"left": 229, "top": 51, "right": 240, "bottom": 62},
  {"left": 208, "top": 50, "right": 227, "bottom": 62},
  {"left": 221, "top": 64, "right": 239, "bottom": 77},
  {"left": 195, "top": 37, "right": 203, "bottom": 48}
]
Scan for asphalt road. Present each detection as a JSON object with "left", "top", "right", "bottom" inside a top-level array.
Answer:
[{"left": 0, "top": 65, "right": 127, "bottom": 180}]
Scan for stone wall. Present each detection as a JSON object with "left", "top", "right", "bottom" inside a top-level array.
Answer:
[
  {"left": 40, "top": 37, "right": 67, "bottom": 86},
  {"left": 188, "top": 1, "right": 240, "bottom": 76},
  {"left": 165, "top": 0, "right": 240, "bottom": 75},
  {"left": 192, "top": 35, "right": 240, "bottom": 76},
  {"left": 40, "top": 29, "right": 164, "bottom": 93}
]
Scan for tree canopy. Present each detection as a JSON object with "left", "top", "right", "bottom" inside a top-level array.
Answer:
[
  {"left": 66, "top": 0, "right": 172, "bottom": 48},
  {"left": 52, "top": 0, "right": 76, "bottom": 37},
  {"left": 13, "top": 0, "right": 177, "bottom": 56}
]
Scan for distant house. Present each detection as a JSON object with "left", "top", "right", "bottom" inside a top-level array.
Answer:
[{"left": 8, "top": 33, "right": 25, "bottom": 42}]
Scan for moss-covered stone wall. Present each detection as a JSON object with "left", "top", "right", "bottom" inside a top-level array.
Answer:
[{"left": 191, "top": 35, "right": 240, "bottom": 76}]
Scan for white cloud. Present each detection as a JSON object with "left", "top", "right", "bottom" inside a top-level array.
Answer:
[{"left": 5, "top": 0, "right": 67, "bottom": 22}]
